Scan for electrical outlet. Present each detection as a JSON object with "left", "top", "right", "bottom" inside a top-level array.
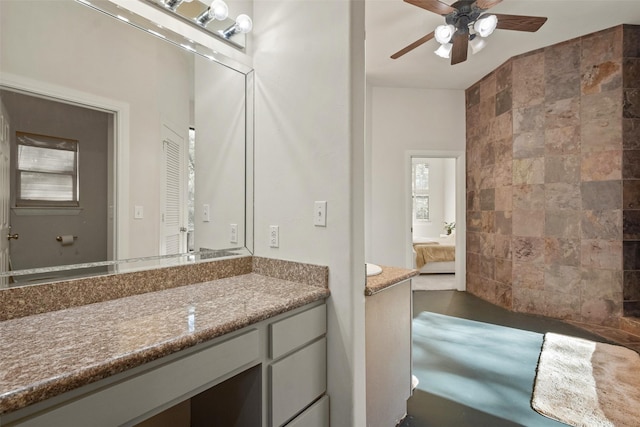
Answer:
[
  {"left": 269, "top": 225, "right": 279, "bottom": 248},
  {"left": 230, "top": 224, "right": 238, "bottom": 244},
  {"left": 203, "top": 204, "right": 210, "bottom": 222},
  {"left": 314, "top": 201, "right": 327, "bottom": 227},
  {"left": 134, "top": 205, "right": 144, "bottom": 219}
]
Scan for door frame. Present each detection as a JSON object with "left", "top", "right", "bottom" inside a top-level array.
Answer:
[
  {"left": 0, "top": 72, "right": 129, "bottom": 261},
  {"left": 405, "top": 150, "right": 466, "bottom": 291}
]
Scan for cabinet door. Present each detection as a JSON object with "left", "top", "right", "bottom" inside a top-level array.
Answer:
[
  {"left": 270, "top": 338, "right": 326, "bottom": 427},
  {"left": 365, "top": 280, "right": 412, "bottom": 427},
  {"left": 285, "top": 395, "right": 329, "bottom": 427}
]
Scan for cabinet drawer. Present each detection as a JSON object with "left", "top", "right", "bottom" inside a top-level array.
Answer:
[
  {"left": 270, "top": 304, "right": 326, "bottom": 359},
  {"left": 285, "top": 395, "right": 329, "bottom": 427},
  {"left": 270, "top": 338, "right": 327, "bottom": 427}
]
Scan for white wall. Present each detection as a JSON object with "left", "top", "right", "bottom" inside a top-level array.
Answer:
[
  {"left": 366, "top": 87, "right": 466, "bottom": 268},
  {"left": 194, "top": 56, "right": 246, "bottom": 250},
  {"left": 444, "top": 157, "right": 456, "bottom": 223},
  {"left": 252, "top": 0, "right": 366, "bottom": 425}
]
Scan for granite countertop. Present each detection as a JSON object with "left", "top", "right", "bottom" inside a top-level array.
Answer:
[
  {"left": 0, "top": 273, "right": 329, "bottom": 415},
  {"left": 365, "top": 266, "right": 419, "bottom": 296}
]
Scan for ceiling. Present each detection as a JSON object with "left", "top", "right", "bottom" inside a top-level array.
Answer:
[{"left": 365, "top": 0, "right": 640, "bottom": 90}]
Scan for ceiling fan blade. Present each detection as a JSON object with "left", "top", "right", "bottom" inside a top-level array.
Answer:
[
  {"left": 404, "top": 0, "right": 456, "bottom": 16},
  {"left": 475, "top": 0, "right": 503, "bottom": 10},
  {"left": 450, "top": 32, "right": 468, "bottom": 65},
  {"left": 391, "top": 32, "right": 435, "bottom": 59},
  {"left": 493, "top": 14, "right": 548, "bottom": 32}
]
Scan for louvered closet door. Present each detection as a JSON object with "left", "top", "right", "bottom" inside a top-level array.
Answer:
[
  {"left": 0, "top": 102, "right": 10, "bottom": 287},
  {"left": 160, "top": 123, "right": 186, "bottom": 255}
]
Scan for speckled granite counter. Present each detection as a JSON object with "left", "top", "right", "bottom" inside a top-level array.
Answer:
[
  {"left": 0, "top": 261, "right": 329, "bottom": 416},
  {"left": 365, "top": 266, "right": 418, "bottom": 296}
]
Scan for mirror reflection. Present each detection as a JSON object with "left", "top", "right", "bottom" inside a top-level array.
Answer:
[{"left": 0, "top": 0, "right": 253, "bottom": 287}]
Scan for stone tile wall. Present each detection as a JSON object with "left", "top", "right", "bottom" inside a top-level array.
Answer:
[
  {"left": 623, "top": 25, "right": 640, "bottom": 317},
  {"left": 465, "top": 25, "right": 640, "bottom": 326}
]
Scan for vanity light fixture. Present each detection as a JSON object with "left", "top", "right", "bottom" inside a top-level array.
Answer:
[
  {"left": 219, "top": 13, "right": 253, "bottom": 39},
  {"left": 163, "top": 0, "right": 193, "bottom": 12},
  {"left": 148, "top": 0, "right": 252, "bottom": 50},
  {"left": 195, "top": 0, "right": 229, "bottom": 26}
]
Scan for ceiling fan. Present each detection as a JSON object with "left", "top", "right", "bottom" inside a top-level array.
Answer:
[{"left": 391, "top": 0, "right": 547, "bottom": 65}]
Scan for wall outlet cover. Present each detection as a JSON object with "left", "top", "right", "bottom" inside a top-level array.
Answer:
[{"left": 269, "top": 225, "right": 279, "bottom": 248}]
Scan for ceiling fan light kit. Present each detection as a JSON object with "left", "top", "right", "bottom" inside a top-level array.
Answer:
[
  {"left": 435, "top": 42, "right": 453, "bottom": 58},
  {"left": 434, "top": 24, "right": 456, "bottom": 43},
  {"left": 468, "top": 34, "right": 487, "bottom": 54},
  {"left": 391, "top": 0, "right": 548, "bottom": 65},
  {"left": 474, "top": 13, "right": 498, "bottom": 37}
]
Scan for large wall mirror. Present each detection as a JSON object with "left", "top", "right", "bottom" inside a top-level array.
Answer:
[{"left": 0, "top": 0, "right": 254, "bottom": 287}]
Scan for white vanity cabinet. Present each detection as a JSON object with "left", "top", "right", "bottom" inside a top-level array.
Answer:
[
  {"left": 269, "top": 304, "right": 328, "bottom": 426},
  {"left": 2, "top": 301, "right": 328, "bottom": 427},
  {"left": 365, "top": 278, "right": 413, "bottom": 427}
]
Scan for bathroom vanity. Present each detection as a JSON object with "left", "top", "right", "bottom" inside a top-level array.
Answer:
[
  {"left": 365, "top": 266, "right": 418, "bottom": 427},
  {"left": 0, "top": 257, "right": 329, "bottom": 427}
]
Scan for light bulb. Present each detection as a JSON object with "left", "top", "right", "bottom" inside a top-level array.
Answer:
[
  {"left": 220, "top": 13, "right": 253, "bottom": 39},
  {"left": 469, "top": 36, "right": 487, "bottom": 54},
  {"left": 474, "top": 14, "right": 498, "bottom": 38},
  {"left": 434, "top": 24, "right": 455, "bottom": 45},
  {"left": 434, "top": 43, "right": 452, "bottom": 59},
  {"left": 210, "top": 0, "right": 229, "bottom": 20},
  {"left": 235, "top": 14, "right": 253, "bottom": 34},
  {"left": 195, "top": 0, "right": 228, "bottom": 26}
]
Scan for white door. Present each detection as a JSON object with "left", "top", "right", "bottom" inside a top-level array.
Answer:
[
  {"left": 0, "top": 101, "right": 11, "bottom": 287},
  {"left": 160, "top": 123, "right": 187, "bottom": 255}
]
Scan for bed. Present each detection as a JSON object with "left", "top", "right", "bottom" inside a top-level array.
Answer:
[{"left": 413, "top": 235, "right": 456, "bottom": 274}]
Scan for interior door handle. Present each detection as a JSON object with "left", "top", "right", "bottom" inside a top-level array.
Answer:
[
  {"left": 7, "top": 233, "right": 19, "bottom": 240},
  {"left": 180, "top": 227, "right": 187, "bottom": 232}
]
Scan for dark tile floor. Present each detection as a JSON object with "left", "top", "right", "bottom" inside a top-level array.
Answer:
[{"left": 399, "top": 290, "right": 613, "bottom": 427}]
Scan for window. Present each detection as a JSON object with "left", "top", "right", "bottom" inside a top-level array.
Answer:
[
  {"left": 412, "top": 159, "right": 429, "bottom": 222},
  {"left": 16, "top": 132, "right": 79, "bottom": 207}
]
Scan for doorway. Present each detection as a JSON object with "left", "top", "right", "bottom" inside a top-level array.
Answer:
[
  {"left": 405, "top": 151, "right": 465, "bottom": 291},
  {"left": 0, "top": 88, "right": 114, "bottom": 273}
]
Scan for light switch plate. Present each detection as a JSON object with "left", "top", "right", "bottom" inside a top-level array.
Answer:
[
  {"left": 314, "top": 201, "right": 327, "bottom": 227},
  {"left": 134, "top": 205, "right": 143, "bottom": 219},
  {"left": 203, "top": 204, "right": 210, "bottom": 222}
]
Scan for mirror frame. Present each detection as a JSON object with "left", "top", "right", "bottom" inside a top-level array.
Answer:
[{"left": 0, "top": 0, "right": 254, "bottom": 282}]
